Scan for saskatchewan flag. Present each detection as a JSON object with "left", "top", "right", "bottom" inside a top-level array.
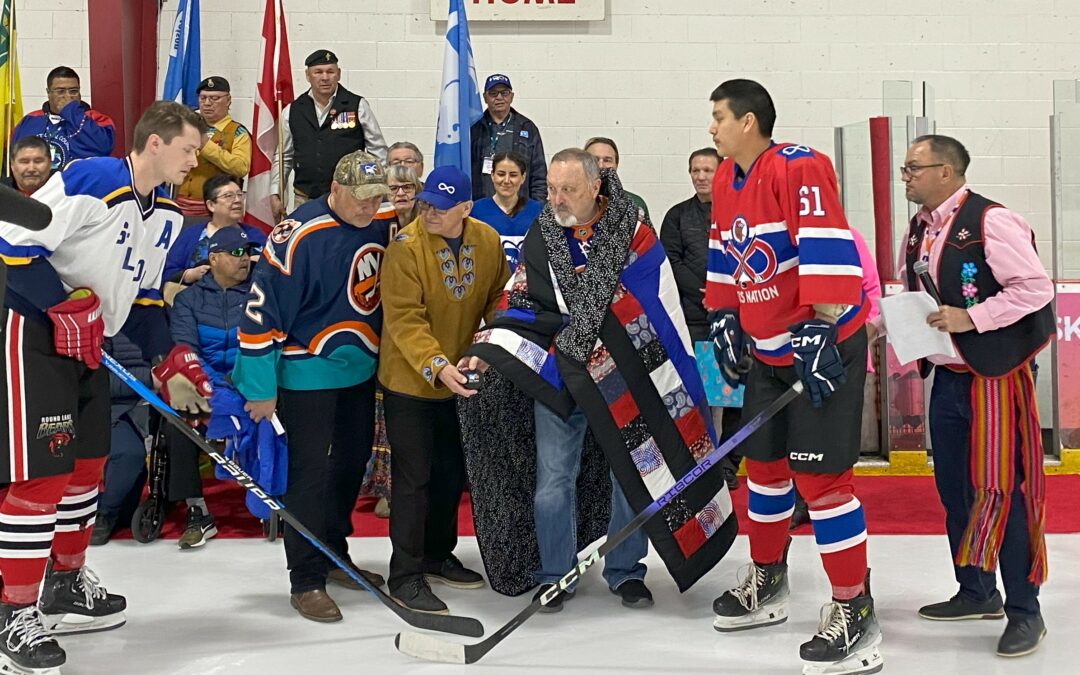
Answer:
[{"left": 1, "top": 0, "right": 23, "bottom": 173}]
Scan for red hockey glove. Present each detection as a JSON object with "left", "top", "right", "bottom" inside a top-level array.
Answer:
[
  {"left": 152, "top": 345, "right": 213, "bottom": 415},
  {"left": 47, "top": 289, "right": 105, "bottom": 369}
]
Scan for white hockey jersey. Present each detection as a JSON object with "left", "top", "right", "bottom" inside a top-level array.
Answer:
[{"left": 0, "top": 157, "right": 180, "bottom": 335}]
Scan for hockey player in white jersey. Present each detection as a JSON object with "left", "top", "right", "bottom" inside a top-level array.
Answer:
[{"left": 0, "top": 101, "right": 212, "bottom": 674}]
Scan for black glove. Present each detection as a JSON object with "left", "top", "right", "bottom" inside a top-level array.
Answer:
[
  {"left": 709, "top": 310, "right": 745, "bottom": 389},
  {"left": 788, "top": 320, "right": 846, "bottom": 408}
]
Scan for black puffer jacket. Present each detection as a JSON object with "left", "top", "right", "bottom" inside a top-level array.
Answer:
[{"left": 660, "top": 195, "right": 712, "bottom": 341}]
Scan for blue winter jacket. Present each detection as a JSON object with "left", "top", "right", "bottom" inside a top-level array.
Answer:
[{"left": 169, "top": 274, "right": 252, "bottom": 387}]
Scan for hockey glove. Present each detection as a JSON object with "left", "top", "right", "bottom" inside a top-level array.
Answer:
[
  {"left": 708, "top": 310, "right": 746, "bottom": 389},
  {"left": 47, "top": 288, "right": 105, "bottom": 369},
  {"left": 788, "top": 320, "right": 846, "bottom": 408},
  {"left": 152, "top": 345, "right": 213, "bottom": 415}
]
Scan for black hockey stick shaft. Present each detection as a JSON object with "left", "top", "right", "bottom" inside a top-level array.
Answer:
[
  {"left": 101, "top": 353, "right": 484, "bottom": 638},
  {"left": 396, "top": 381, "right": 803, "bottom": 664}
]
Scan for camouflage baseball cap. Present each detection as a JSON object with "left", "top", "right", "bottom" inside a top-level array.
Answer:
[{"left": 333, "top": 151, "right": 390, "bottom": 201}]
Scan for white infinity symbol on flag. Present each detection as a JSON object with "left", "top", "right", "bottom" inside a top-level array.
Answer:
[{"left": 439, "top": 182, "right": 456, "bottom": 194}]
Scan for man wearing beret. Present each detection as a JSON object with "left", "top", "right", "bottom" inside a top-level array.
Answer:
[
  {"left": 270, "top": 50, "right": 388, "bottom": 223},
  {"left": 176, "top": 76, "right": 253, "bottom": 223}
]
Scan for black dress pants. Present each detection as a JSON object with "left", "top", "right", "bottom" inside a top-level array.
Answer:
[
  {"left": 383, "top": 392, "right": 465, "bottom": 591},
  {"left": 278, "top": 377, "right": 376, "bottom": 593}
]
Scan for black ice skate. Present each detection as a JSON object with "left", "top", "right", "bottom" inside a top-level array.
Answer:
[
  {"left": 712, "top": 541, "right": 790, "bottom": 632},
  {"left": 0, "top": 603, "right": 65, "bottom": 675},
  {"left": 799, "top": 580, "right": 883, "bottom": 675},
  {"left": 38, "top": 567, "right": 126, "bottom": 636}
]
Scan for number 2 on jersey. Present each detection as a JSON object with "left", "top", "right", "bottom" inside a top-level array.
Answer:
[{"left": 798, "top": 185, "right": 826, "bottom": 217}]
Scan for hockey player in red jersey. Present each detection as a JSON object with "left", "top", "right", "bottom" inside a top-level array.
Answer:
[
  {"left": 704, "top": 79, "right": 882, "bottom": 675},
  {"left": 0, "top": 101, "right": 211, "bottom": 674}
]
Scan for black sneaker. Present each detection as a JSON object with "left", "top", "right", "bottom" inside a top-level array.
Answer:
[
  {"left": 390, "top": 577, "right": 448, "bottom": 615},
  {"left": 178, "top": 505, "right": 217, "bottom": 550},
  {"left": 424, "top": 555, "right": 485, "bottom": 589},
  {"left": 0, "top": 603, "right": 66, "bottom": 671},
  {"left": 918, "top": 591, "right": 1005, "bottom": 621},
  {"left": 611, "top": 578, "right": 653, "bottom": 609},
  {"left": 533, "top": 583, "right": 575, "bottom": 613},
  {"left": 996, "top": 614, "right": 1046, "bottom": 657},
  {"left": 90, "top": 512, "right": 117, "bottom": 547},
  {"left": 800, "top": 575, "right": 883, "bottom": 675}
]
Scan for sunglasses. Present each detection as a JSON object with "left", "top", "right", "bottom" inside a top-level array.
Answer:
[{"left": 212, "top": 247, "right": 252, "bottom": 258}]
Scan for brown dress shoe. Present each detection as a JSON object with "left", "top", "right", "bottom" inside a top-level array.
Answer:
[
  {"left": 290, "top": 590, "right": 342, "bottom": 623},
  {"left": 328, "top": 567, "right": 385, "bottom": 590}
]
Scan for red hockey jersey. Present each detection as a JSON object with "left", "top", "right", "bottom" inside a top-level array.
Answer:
[{"left": 705, "top": 143, "right": 868, "bottom": 366}]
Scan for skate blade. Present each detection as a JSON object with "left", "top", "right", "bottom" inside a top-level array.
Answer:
[
  {"left": 802, "top": 645, "right": 883, "bottom": 675},
  {"left": 43, "top": 611, "right": 126, "bottom": 636},
  {"left": 0, "top": 654, "right": 62, "bottom": 675},
  {"left": 713, "top": 604, "right": 789, "bottom": 632}
]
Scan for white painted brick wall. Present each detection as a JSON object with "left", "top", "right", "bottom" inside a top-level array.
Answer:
[{"left": 14, "top": 0, "right": 1080, "bottom": 264}]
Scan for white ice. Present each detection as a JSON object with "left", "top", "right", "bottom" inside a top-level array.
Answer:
[{"left": 65, "top": 534, "right": 1077, "bottom": 674}]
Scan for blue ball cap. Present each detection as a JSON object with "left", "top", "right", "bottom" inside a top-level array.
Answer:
[
  {"left": 207, "top": 227, "right": 252, "bottom": 254},
  {"left": 416, "top": 166, "right": 471, "bottom": 210},
  {"left": 484, "top": 73, "right": 512, "bottom": 92}
]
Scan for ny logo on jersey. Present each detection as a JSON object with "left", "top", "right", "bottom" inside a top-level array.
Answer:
[
  {"left": 348, "top": 244, "right": 385, "bottom": 315},
  {"left": 725, "top": 216, "right": 778, "bottom": 286}
]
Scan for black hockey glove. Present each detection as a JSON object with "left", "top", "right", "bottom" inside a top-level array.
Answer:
[
  {"left": 788, "top": 320, "right": 846, "bottom": 408},
  {"left": 709, "top": 310, "right": 745, "bottom": 389}
]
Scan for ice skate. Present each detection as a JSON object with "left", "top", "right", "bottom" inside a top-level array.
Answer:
[
  {"left": 38, "top": 568, "right": 126, "bottom": 636},
  {"left": 800, "top": 588, "right": 883, "bottom": 675},
  {"left": 712, "top": 558, "right": 790, "bottom": 632},
  {"left": 0, "top": 604, "right": 65, "bottom": 675}
]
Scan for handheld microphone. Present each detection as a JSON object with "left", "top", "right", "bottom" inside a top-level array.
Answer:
[
  {"left": 912, "top": 260, "right": 943, "bottom": 305},
  {"left": 0, "top": 183, "right": 53, "bottom": 231}
]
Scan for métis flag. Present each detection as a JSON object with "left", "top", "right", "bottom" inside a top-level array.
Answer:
[
  {"left": 434, "top": 0, "right": 482, "bottom": 178},
  {"left": 161, "top": 0, "right": 201, "bottom": 107},
  {"left": 246, "top": 0, "right": 294, "bottom": 233},
  {"left": 0, "top": 0, "right": 23, "bottom": 172}
]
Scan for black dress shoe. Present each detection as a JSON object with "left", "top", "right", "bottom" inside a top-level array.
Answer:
[
  {"left": 918, "top": 591, "right": 1004, "bottom": 621},
  {"left": 390, "top": 577, "right": 448, "bottom": 615},
  {"left": 533, "top": 583, "right": 574, "bottom": 613},
  {"left": 997, "top": 614, "right": 1046, "bottom": 657},
  {"left": 424, "top": 555, "right": 485, "bottom": 589},
  {"left": 611, "top": 578, "right": 654, "bottom": 609}
]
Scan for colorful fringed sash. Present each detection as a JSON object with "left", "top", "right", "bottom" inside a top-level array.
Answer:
[{"left": 955, "top": 364, "right": 1048, "bottom": 585}]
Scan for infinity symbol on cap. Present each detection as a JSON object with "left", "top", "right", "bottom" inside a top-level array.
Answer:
[{"left": 439, "top": 182, "right": 456, "bottom": 194}]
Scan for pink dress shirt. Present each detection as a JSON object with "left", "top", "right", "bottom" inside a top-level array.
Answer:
[
  {"left": 852, "top": 229, "right": 881, "bottom": 372},
  {"left": 885, "top": 186, "right": 1054, "bottom": 366}
]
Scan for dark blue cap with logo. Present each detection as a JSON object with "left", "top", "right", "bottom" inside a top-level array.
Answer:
[
  {"left": 416, "top": 166, "right": 471, "bottom": 210},
  {"left": 208, "top": 227, "right": 254, "bottom": 254},
  {"left": 484, "top": 74, "right": 512, "bottom": 92}
]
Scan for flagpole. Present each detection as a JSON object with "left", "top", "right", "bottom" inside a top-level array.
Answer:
[{"left": 276, "top": 98, "right": 284, "bottom": 212}]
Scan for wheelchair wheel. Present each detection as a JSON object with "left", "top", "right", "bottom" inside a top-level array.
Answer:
[{"left": 131, "top": 496, "right": 166, "bottom": 543}]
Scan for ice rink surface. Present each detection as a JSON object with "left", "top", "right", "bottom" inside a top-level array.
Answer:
[{"left": 64, "top": 534, "right": 1076, "bottom": 674}]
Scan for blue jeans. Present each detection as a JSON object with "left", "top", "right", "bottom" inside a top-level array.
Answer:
[
  {"left": 99, "top": 406, "right": 149, "bottom": 518},
  {"left": 533, "top": 400, "right": 647, "bottom": 589},
  {"left": 930, "top": 368, "right": 1039, "bottom": 619}
]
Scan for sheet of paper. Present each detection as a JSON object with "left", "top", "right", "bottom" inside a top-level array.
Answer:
[{"left": 879, "top": 291, "right": 958, "bottom": 365}]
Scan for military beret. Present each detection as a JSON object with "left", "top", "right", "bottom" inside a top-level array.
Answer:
[
  {"left": 305, "top": 50, "right": 339, "bottom": 67},
  {"left": 197, "top": 76, "right": 230, "bottom": 93}
]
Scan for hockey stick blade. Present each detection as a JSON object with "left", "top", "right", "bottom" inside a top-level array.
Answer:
[
  {"left": 395, "top": 382, "right": 803, "bottom": 664},
  {"left": 101, "top": 353, "right": 485, "bottom": 639}
]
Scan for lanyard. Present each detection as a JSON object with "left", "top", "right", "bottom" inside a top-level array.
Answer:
[
  {"left": 921, "top": 190, "right": 969, "bottom": 262},
  {"left": 487, "top": 112, "right": 514, "bottom": 155}
]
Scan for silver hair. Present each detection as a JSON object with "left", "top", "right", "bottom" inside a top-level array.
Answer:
[
  {"left": 550, "top": 147, "right": 600, "bottom": 183},
  {"left": 387, "top": 141, "right": 424, "bottom": 163},
  {"left": 386, "top": 164, "right": 422, "bottom": 190}
]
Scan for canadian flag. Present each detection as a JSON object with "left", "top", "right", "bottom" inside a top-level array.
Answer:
[{"left": 246, "top": 0, "right": 294, "bottom": 233}]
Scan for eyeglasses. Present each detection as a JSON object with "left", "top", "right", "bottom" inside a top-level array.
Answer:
[
  {"left": 418, "top": 201, "right": 449, "bottom": 216},
  {"left": 389, "top": 184, "right": 416, "bottom": 194},
  {"left": 389, "top": 158, "right": 420, "bottom": 166},
  {"left": 199, "top": 94, "right": 229, "bottom": 104},
  {"left": 216, "top": 247, "right": 251, "bottom": 258},
  {"left": 49, "top": 87, "right": 80, "bottom": 97},
  {"left": 899, "top": 163, "right": 945, "bottom": 178},
  {"left": 487, "top": 89, "right": 513, "bottom": 99},
  {"left": 213, "top": 190, "right": 246, "bottom": 202}
]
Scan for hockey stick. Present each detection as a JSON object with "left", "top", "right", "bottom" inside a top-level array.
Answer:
[
  {"left": 395, "top": 381, "right": 804, "bottom": 663},
  {"left": 101, "top": 353, "right": 485, "bottom": 638}
]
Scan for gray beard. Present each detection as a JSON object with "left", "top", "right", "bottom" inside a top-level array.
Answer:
[{"left": 554, "top": 212, "right": 579, "bottom": 228}]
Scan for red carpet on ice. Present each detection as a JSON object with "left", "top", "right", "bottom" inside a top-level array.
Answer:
[{"left": 111, "top": 474, "right": 1080, "bottom": 541}]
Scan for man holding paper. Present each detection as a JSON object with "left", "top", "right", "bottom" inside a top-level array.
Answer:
[{"left": 892, "top": 135, "right": 1054, "bottom": 658}]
